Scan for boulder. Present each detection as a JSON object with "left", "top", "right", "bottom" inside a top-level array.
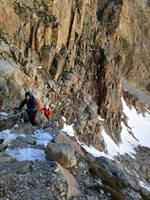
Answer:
[
  {"left": 0, "top": 117, "right": 18, "bottom": 131},
  {"left": 54, "top": 133, "right": 85, "bottom": 158},
  {"left": 10, "top": 122, "right": 37, "bottom": 135},
  {"left": 16, "top": 136, "right": 36, "bottom": 145},
  {"left": 46, "top": 142, "right": 76, "bottom": 168},
  {"left": 35, "top": 111, "right": 48, "bottom": 127}
]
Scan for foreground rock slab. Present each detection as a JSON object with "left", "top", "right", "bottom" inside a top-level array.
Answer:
[
  {"left": 57, "top": 163, "right": 81, "bottom": 199},
  {"left": 0, "top": 160, "right": 31, "bottom": 175}
]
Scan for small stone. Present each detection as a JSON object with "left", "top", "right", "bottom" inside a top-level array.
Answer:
[
  {"left": 61, "top": 192, "right": 66, "bottom": 197},
  {"left": 0, "top": 139, "right": 4, "bottom": 145},
  {"left": 100, "top": 190, "right": 104, "bottom": 195}
]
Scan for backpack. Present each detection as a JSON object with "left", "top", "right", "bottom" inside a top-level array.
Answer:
[{"left": 36, "top": 98, "right": 44, "bottom": 111}]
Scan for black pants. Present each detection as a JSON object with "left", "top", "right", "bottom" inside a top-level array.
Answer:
[{"left": 27, "top": 110, "right": 37, "bottom": 126}]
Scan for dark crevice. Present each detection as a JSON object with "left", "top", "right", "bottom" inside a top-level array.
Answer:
[
  {"left": 66, "top": 8, "right": 75, "bottom": 49},
  {"left": 94, "top": 47, "right": 107, "bottom": 114},
  {"left": 24, "top": 26, "right": 34, "bottom": 58}
]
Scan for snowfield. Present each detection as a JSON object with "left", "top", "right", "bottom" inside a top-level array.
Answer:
[
  {"left": 0, "top": 128, "right": 53, "bottom": 161},
  {"left": 81, "top": 97, "right": 150, "bottom": 159},
  {"left": 121, "top": 97, "right": 150, "bottom": 148},
  {"left": 6, "top": 148, "right": 46, "bottom": 161}
]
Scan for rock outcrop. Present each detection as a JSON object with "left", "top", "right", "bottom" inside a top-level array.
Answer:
[{"left": 96, "top": 156, "right": 140, "bottom": 190}]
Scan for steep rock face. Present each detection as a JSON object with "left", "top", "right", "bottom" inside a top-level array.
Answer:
[
  {"left": 0, "top": 0, "right": 150, "bottom": 149},
  {"left": 95, "top": 0, "right": 150, "bottom": 142},
  {"left": 0, "top": 0, "right": 101, "bottom": 148},
  {"left": 0, "top": 0, "right": 98, "bottom": 103},
  {"left": 96, "top": 0, "right": 150, "bottom": 94}
]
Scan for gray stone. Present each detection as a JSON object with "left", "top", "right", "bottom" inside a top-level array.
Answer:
[
  {"left": 46, "top": 142, "right": 76, "bottom": 168},
  {"left": 8, "top": 139, "right": 44, "bottom": 150},
  {"left": 54, "top": 133, "right": 85, "bottom": 157},
  {"left": 43, "top": 124, "right": 61, "bottom": 137},
  {"left": 0, "top": 80, "right": 7, "bottom": 91},
  {"left": 36, "top": 111, "right": 48, "bottom": 127},
  {"left": 0, "top": 152, "right": 16, "bottom": 163},
  {"left": 0, "top": 118, "right": 18, "bottom": 131},
  {"left": 0, "top": 60, "right": 13, "bottom": 73},
  {"left": 0, "top": 138, "right": 4, "bottom": 145},
  {"left": 0, "top": 161, "right": 31, "bottom": 175},
  {"left": 16, "top": 136, "right": 36, "bottom": 145}
]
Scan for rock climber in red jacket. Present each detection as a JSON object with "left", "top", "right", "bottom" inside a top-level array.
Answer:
[{"left": 40, "top": 105, "right": 52, "bottom": 120}]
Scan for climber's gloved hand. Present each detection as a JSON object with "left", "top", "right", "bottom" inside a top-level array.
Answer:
[
  {"left": 14, "top": 107, "right": 20, "bottom": 110},
  {"left": 14, "top": 107, "right": 21, "bottom": 113}
]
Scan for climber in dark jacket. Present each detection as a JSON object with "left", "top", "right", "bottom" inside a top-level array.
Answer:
[{"left": 18, "top": 91, "right": 37, "bottom": 126}]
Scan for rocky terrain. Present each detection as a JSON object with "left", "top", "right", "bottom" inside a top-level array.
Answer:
[
  {"left": 0, "top": 121, "right": 149, "bottom": 200},
  {"left": 0, "top": 0, "right": 150, "bottom": 199},
  {"left": 0, "top": 0, "right": 150, "bottom": 145}
]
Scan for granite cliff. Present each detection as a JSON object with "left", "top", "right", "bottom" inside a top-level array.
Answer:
[{"left": 0, "top": 0, "right": 150, "bottom": 199}]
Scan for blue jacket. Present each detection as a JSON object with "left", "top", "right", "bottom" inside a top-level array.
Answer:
[{"left": 19, "top": 95, "right": 37, "bottom": 112}]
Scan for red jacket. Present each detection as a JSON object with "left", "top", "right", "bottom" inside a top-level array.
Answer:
[{"left": 40, "top": 108, "right": 52, "bottom": 117}]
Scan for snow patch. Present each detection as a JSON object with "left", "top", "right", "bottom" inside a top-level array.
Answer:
[
  {"left": 0, "top": 129, "right": 25, "bottom": 140},
  {"left": 140, "top": 181, "right": 150, "bottom": 192},
  {"left": 0, "top": 112, "right": 8, "bottom": 116},
  {"left": 62, "top": 123, "right": 75, "bottom": 137},
  {"left": 36, "top": 66, "right": 43, "bottom": 69},
  {"left": 97, "top": 98, "right": 150, "bottom": 158},
  {"left": 62, "top": 116, "right": 66, "bottom": 122},
  {"left": 0, "top": 126, "right": 54, "bottom": 147},
  {"left": 122, "top": 98, "right": 150, "bottom": 148},
  {"left": 34, "top": 129, "right": 53, "bottom": 147},
  {"left": 81, "top": 128, "right": 137, "bottom": 159},
  {"left": 0, "top": 60, "right": 13, "bottom": 73},
  {"left": 6, "top": 148, "right": 46, "bottom": 161},
  {"left": 102, "top": 129, "right": 137, "bottom": 158},
  {"left": 98, "top": 115, "right": 105, "bottom": 121},
  {"left": 0, "top": 126, "right": 54, "bottom": 161},
  {"left": 82, "top": 144, "right": 112, "bottom": 159}
]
